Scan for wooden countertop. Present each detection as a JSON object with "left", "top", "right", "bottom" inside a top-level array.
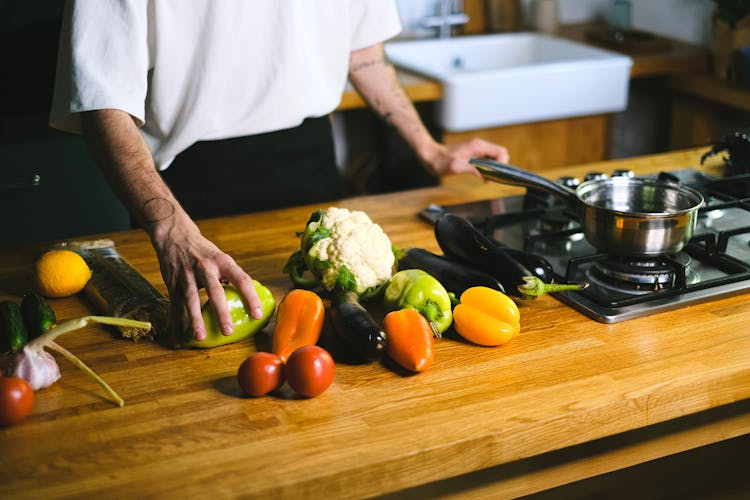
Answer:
[
  {"left": 2, "top": 148, "right": 750, "bottom": 498},
  {"left": 338, "top": 71, "right": 442, "bottom": 110},
  {"left": 669, "top": 74, "right": 750, "bottom": 112},
  {"left": 558, "top": 23, "right": 710, "bottom": 78}
]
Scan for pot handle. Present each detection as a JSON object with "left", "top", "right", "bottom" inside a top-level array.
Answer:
[{"left": 470, "top": 158, "right": 579, "bottom": 206}]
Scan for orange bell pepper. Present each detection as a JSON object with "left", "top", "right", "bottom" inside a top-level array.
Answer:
[
  {"left": 452, "top": 286, "right": 520, "bottom": 346},
  {"left": 383, "top": 308, "right": 435, "bottom": 372},
  {"left": 272, "top": 289, "right": 325, "bottom": 363}
]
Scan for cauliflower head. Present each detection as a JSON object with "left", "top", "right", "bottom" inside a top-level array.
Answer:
[{"left": 297, "top": 207, "right": 394, "bottom": 297}]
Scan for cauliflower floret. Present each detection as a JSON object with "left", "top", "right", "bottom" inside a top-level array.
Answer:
[{"left": 306, "top": 207, "right": 394, "bottom": 296}]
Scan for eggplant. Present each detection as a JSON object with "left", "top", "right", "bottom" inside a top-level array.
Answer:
[
  {"left": 434, "top": 213, "right": 584, "bottom": 299},
  {"left": 396, "top": 247, "right": 504, "bottom": 297},
  {"left": 495, "top": 246, "right": 554, "bottom": 283},
  {"left": 329, "top": 291, "right": 386, "bottom": 362}
]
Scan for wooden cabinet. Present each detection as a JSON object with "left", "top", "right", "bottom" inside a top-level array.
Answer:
[
  {"left": 442, "top": 114, "right": 613, "bottom": 171},
  {"left": 668, "top": 75, "right": 750, "bottom": 149}
]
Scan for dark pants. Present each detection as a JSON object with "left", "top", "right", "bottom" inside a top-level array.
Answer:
[{"left": 161, "top": 116, "right": 345, "bottom": 219}]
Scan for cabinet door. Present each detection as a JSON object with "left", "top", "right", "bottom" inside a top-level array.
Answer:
[
  {"left": 0, "top": 135, "right": 130, "bottom": 247},
  {"left": 442, "top": 114, "right": 613, "bottom": 171}
]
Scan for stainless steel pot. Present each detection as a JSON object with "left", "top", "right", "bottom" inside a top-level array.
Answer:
[{"left": 470, "top": 158, "right": 705, "bottom": 256}]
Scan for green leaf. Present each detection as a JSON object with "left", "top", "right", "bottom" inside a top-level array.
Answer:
[
  {"left": 283, "top": 250, "right": 320, "bottom": 289},
  {"left": 392, "top": 245, "right": 406, "bottom": 262},
  {"left": 305, "top": 226, "right": 331, "bottom": 252},
  {"left": 359, "top": 281, "right": 389, "bottom": 300},
  {"left": 334, "top": 265, "right": 359, "bottom": 294},
  {"left": 309, "top": 255, "right": 332, "bottom": 277},
  {"left": 306, "top": 208, "right": 324, "bottom": 225},
  {"left": 301, "top": 209, "right": 331, "bottom": 252}
]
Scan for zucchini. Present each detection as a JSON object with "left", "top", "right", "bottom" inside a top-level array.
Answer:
[
  {"left": 21, "top": 291, "right": 57, "bottom": 340},
  {"left": 329, "top": 291, "right": 385, "bottom": 362},
  {"left": 0, "top": 300, "right": 28, "bottom": 352},
  {"left": 396, "top": 247, "right": 504, "bottom": 297}
]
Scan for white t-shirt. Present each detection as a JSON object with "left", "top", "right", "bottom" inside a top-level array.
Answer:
[{"left": 50, "top": 0, "right": 402, "bottom": 170}]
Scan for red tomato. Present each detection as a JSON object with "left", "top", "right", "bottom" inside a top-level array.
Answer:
[
  {"left": 285, "top": 345, "right": 335, "bottom": 398},
  {"left": 237, "top": 352, "right": 284, "bottom": 397},
  {"left": 0, "top": 376, "right": 35, "bottom": 426}
]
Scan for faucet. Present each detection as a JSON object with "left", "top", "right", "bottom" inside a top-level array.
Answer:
[{"left": 422, "top": 0, "right": 470, "bottom": 38}]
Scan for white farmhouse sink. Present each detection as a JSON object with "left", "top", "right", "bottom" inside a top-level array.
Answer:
[{"left": 384, "top": 33, "right": 633, "bottom": 131}]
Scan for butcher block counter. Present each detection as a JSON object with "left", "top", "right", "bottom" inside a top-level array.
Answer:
[{"left": 2, "top": 147, "right": 750, "bottom": 498}]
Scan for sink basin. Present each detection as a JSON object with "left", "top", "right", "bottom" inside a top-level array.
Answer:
[{"left": 384, "top": 33, "right": 633, "bottom": 131}]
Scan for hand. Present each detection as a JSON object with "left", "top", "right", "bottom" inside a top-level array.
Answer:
[
  {"left": 78, "top": 109, "right": 264, "bottom": 348},
  {"left": 152, "top": 212, "right": 265, "bottom": 347},
  {"left": 346, "top": 44, "right": 509, "bottom": 180},
  {"left": 422, "top": 139, "right": 509, "bottom": 178}
]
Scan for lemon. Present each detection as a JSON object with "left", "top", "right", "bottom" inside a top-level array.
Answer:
[{"left": 33, "top": 249, "right": 92, "bottom": 298}]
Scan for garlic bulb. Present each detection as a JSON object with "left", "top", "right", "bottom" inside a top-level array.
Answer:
[
  {"left": 15, "top": 345, "right": 61, "bottom": 390},
  {"left": 14, "top": 315, "right": 151, "bottom": 407}
]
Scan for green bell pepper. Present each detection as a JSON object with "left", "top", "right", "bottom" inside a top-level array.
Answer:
[
  {"left": 383, "top": 269, "right": 453, "bottom": 336},
  {"left": 184, "top": 282, "right": 276, "bottom": 348}
]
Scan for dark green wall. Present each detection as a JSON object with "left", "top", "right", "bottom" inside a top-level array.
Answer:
[{"left": 1, "top": 1, "right": 130, "bottom": 248}]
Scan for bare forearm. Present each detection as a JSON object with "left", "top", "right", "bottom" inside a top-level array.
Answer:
[
  {"left": 348, "top": 43, "right": 441, "bottom": 167},
  {"left": 349, "top": 43, "right": 509, "bottom": 178},
  {"left": 79, "top": 109, "right": 263, "bottom": 344},
  {"left": 80, "top": 109, "right": 193, "bottom": 242}
]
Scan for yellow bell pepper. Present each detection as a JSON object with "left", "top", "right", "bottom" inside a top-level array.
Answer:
[{"left": 452, "top": 286, "right": 520, "bottom": 346}]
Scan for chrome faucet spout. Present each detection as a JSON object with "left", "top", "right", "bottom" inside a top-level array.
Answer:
[{"left": 422, "top": 0, "right": 469, "bottom": 38}]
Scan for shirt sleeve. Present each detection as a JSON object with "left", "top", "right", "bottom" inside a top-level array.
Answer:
[
  {"left": 349, "top": 0, "right": 402, "bottom": 51},
  {"left": 49, "top": 0, "right": 150, "bottom": 133}
]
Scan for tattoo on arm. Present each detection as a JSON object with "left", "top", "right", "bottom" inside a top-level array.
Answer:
[
  {"left": 142, "top": 197, "right": 176, "bottom": 224},
  {"left": 350, "top": 58, "right": 388, "bottom": 72}
]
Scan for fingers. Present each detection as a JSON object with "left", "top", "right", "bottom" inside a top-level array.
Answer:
[
  {"left": 170, "top": 273, "right": 206, "bottom": 343},
  {"left": 478, "top": 140, "right": 510, "bottom": 163},
  {"left": 204, "top": 276, "right": 232, "bottom": 335},
  {"left": 458, "top": 138, "right": 509, "bottom": 163},
  {"left": 158, "top": 231, "right": 261, "bottom": 343},
  {"left": 446, "top": 139, "right": 510, "bottom": 176},
  {"left": 226, "top": 268, "right": 265, "bottom": 320},
  {"left": 168, "top": 294, "right": 186, "bottom": 349},
  {"left": 185, "top": 276, "right": 207, "bottom": 340},
  {"left": 198, "top": 253, "right": 262, "bottom": 339}
]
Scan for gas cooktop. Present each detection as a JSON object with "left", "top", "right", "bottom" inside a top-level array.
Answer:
[{"left": 420, "top": 169, "right": 750, "bottom": 323}]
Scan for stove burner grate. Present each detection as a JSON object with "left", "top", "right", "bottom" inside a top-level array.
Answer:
[
  {"left": 586, "top": 253, "right": 694, "bottom": 294},
  {"left": 422, "top": 168, "right": 750, "bottom": 322}
]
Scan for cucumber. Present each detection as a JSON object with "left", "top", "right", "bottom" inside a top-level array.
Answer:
[
  {"left": 21, "top": 291, "right": 57, "bottom": 340},
  {"left": 0, "top": 300, "right": 28, "bottom": 352}
]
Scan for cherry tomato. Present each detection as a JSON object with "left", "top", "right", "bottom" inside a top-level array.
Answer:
[
  {"left": 0, "top": 375, "right": 35, "bottom": 426},
  {"left": 237, "top": 352, "right": 284, "bottom": 397},
  {"left": 285, "top": 345, "right": 335, "bottom": 398}
]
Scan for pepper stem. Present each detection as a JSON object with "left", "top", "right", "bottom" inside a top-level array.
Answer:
[
  {"left": 417, "top": 300, "right": 441, "bottom": 323},
  {"left": 415, "top": 301, "right": 445, "bottom": 338},
  {"left": 428, "top": 321, "right": 442, "bottom": 339},
  {"left": 46, "top": 340, "right": 125, "bottom": 407},
  {"left": 517, "top": 276, "right": 586, "bottom": 299}
]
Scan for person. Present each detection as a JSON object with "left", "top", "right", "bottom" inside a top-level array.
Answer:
[{"left": 50, "top": 0, "right": 509, "bottom": 347}]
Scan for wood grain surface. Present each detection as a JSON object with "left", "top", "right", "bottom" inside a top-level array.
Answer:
[{"left": 1, "top": 148, "right": 749, "bottom": 499}]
